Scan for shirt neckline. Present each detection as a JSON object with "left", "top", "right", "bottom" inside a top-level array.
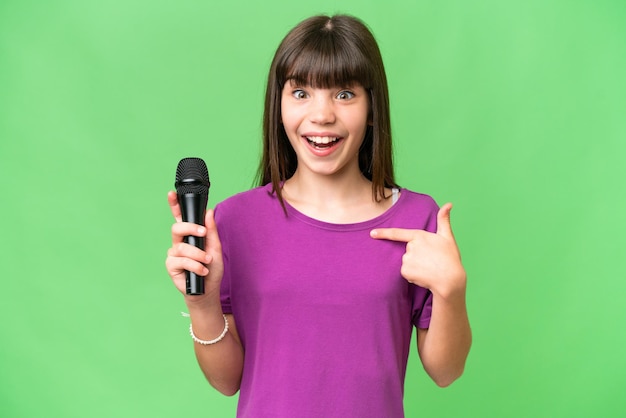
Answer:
[{"left": 277, "top": 186, "right": 406, "bottom": 231}]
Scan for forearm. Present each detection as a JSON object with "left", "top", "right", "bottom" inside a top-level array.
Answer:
[
  {"left": 186, "top": 293, "right": 244, "bottom": 396},
  {"left": 418, "top": 289, "right": 472, "bottom": 387}
]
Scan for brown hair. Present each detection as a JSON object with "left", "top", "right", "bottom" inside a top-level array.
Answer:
[{"left": 256, "top": 14, "right": 397, "bottom": 206}]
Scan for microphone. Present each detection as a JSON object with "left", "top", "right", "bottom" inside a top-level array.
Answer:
[{"left": 175, "top": 157, "right": 210, "bottom": 295}]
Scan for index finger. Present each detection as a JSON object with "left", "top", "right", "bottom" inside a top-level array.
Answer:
[
  {"left": 370, "top": 228, "right": 420, "bottom": 243},
  {"left": 167, "top": 191, "right": 182, "bottom": 222}
]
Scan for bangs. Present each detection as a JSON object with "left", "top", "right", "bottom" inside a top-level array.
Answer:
[{"left": 279, "top": 34, "right": 373, "bottom": 89}]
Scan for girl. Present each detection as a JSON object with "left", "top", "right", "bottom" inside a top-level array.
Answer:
[{"left": 166, "top": 14, "right": 471, "bottom": 417}]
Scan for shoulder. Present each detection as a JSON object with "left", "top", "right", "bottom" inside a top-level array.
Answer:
[
  {"left": 386, "top": 188, "right": 439, "bottom": 232},
  {"left": 216, "top": 184, "right": 273, "bottom": 209},
  {"left": 398, "top": 188, "right": 439, "bottom": 212},
  {"left": 214, "top": 184, "right": 280, "bottom": 223},
  {"left": 214, "top": 184, "right": 287, "bottom": 247}
]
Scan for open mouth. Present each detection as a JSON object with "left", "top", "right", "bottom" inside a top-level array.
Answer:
[{"left": 305, "top": 136, "right": 341, "bottom": 149}]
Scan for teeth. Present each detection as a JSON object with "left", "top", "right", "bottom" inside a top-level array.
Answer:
[{"left": 307, "top": 136, "right": 338, "bottom": 144}]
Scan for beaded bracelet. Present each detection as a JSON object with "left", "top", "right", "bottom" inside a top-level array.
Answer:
[{"left": 189, "top": 315, "right": 229, "bottom": 345}]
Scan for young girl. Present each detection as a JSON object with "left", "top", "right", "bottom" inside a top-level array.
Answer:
[{"left": 166, "top": 14, "right": 471, "bottom": 417}]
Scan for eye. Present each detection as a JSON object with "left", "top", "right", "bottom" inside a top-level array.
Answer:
[
  {"left": 336, "top": 90, "right": 355, "bottom": 100},
  {"left": 292, "top": 89, "right": 308, "bottom": 99}
]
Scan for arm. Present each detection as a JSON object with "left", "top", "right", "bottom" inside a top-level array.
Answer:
[
  {"left": 165, "top": 191, "right": 244, "bottom": 395},
  {"left": 416, "top": 286, "right": 471, "bottom": 387},
  {"left": 186, "top": 303, "right": 244, "bottom": 395},
  {"left": 371, "top": 203, "right": 472, "bottom": 387}
]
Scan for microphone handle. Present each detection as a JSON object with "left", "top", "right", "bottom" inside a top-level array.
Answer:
[
  {"left": 179, "top": 193, "right": 208, "bottom": 295},
  {"left": 184, "top": 235, "right": 205, "bottom": 295}
]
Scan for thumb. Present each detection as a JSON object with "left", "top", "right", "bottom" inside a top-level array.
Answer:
[
  {"left": 167, "top": 190, "right": 182, "bottom": 222},
  {"left": 203, "top": 209, "right": 224, "bottom": 284},
  {"left": 436, "top": 203, "right": 455, "bottom": 239},
  {"left": 204, "top": 209, "right": 223, "bottom": 255}
]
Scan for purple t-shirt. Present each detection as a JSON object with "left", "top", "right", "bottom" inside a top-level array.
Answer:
[{"left": 215, "top": 184, "right": 437, "bottom": 417}]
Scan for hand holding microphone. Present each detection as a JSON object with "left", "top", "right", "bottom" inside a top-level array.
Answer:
[
  {"left": 166, "top": 158, "right": 224, "bottom": 296},
  {"left": 175, "top": 157, "right": 210, "bottom": 294}
]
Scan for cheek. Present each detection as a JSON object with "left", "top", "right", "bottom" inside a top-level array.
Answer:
[
  {"left": 280, "top": 113, "right": 300, "bottom": 145},
  {"left": 346, "top": 104, "right": 370, "bottom": 129},
  {"left": 348, "top": 115, "right": 370, "bottom": 139},
  {"left": 280, "top": 107, "right": 303, "bottom": 134},
  {"left": 280, "top": 114, "right": 296, "bottom": 136}
]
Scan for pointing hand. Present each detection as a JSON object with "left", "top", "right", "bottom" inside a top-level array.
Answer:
[{"left": 370, "top": 203, "right": 466, "bottom": 298}]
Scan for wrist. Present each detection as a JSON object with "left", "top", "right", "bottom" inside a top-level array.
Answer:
[
  {"left": 183, "top": 288, "right": 222, "bottom": 313},
  {"left": 431, "top": 271, "right": 467, "bottom": 302},
  {"left": 189, "top": 315, "right": 229, "bottom": 345}
]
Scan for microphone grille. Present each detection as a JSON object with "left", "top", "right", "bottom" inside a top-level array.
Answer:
[{"left": 175, "top": 157, "right": 210, "bottom": 195}]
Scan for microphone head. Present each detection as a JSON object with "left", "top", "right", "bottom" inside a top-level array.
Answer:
[{"left": 175, "top": 157, "right": 210, "bottom": 195}]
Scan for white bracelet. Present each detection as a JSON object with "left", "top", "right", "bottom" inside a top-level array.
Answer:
[{"left": 189, "top": 315, "right": 229, "bottom": 345}]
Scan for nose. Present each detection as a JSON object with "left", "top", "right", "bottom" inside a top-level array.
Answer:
[{"left": 308, "top": 96, "right": 335, "bottom": 125}]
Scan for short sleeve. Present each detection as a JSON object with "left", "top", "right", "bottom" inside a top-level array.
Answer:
[
  {"left": 412, "top": 287, "right": 433, "bottom": 329},
  {"left": 214, "top": 204, "right": 233, "bottom": 315}
]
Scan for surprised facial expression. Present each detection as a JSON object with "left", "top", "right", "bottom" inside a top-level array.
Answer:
[{"left": 280, "top": 80, "right": 371, "bottom": 179}]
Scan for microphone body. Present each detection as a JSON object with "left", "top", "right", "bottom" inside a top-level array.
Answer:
[{"left": 175, "top": 158, "right": 210, "bottom": 295}]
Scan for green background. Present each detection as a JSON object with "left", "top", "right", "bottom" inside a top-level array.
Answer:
[{"left": 1, "top": 0, "right": 625, "bottom": 417}]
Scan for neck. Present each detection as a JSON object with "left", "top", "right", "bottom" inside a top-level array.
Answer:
[
  {"left": 284, "top": 170, "right": 371, "bottom": 205},
  {"left": 282, "top": 169, "right": 392, "bottom": 224}
]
